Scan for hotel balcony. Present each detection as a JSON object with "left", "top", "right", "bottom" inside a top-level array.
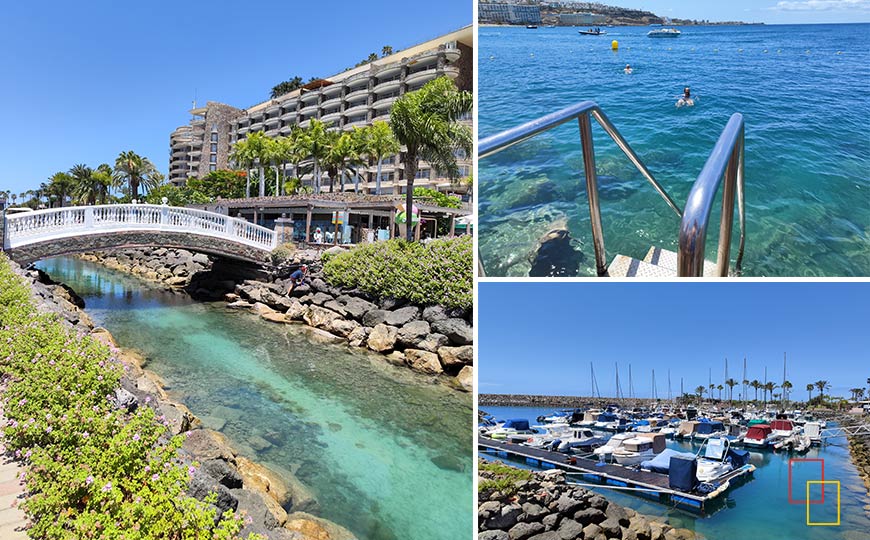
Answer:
[
  {"left": 372, "top": 78, "right": 401, "bottom": 94},
  {"left": 372, "top": 96, "right": 397, "bottom": 111},
  {"left": 280, "top": 110, "right": 297, "bottom": 122},
  {"left": 237, "top": 125, "right": 251, "bottom": 135},
  {"left": 299, "top": 103, "right": 319, "bottom": 116},
  {"left": 191, "top": 139, "right": 203, "bottom": 147},
  {"left": 264, "top": 104, "right": 280, "bottom": 116},
  {"left": 342, "top": 119, "right": 369, "bottom": 131},
  {"left": 264, "top": 116, "right": 280, "bottom": 128},
  {"left": 405, "top": 65, "right": 459, "bottom": 87},
  {"left": 344, "top": 87, "right": 370, "bottom": 102},
  {"left": 321, "top": 84, "right": 344, "bottom": 98},
  {"left": 280, "top": 99, "right": 298, "bottom": 112},
  {"left": 321, "top": 111, "right": 342, "bottom": 124},
  {"left": 343, "top": 102, "right": 370, "bottom": 117},
  {"left": 279, "top": 124, "right": 294, "bottom": 135},
  {"left": 299, "top": 119, "right": 311, "bottom": 128},
  {"left": 265, "top": 128, "right": 279, "bottom": 138},
  {"left": 375, "top": 64, "right": 402, "bottom": 79},
  {"left": 300, "top": 91, "right": 320, "bottom": 104},
  {"left": 321, "top": 95, "right": 343, "bottom": 109}
]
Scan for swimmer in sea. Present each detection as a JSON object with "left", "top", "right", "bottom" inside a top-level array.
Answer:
[
  {"left": 624, "top": 64, "right": 633, "bottom": 74},
  {"left": 676, "top": 87, "right": 695, "bottom": 108}
]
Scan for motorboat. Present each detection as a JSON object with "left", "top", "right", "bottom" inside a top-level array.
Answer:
[
  {"left": 553, "top": 428, "right": 607, "bottom": 453},
  {"left": 804, "top": 421, "right": 823, "bottom": 445},
  {"left": 693, "top": 421, "right": 727, "bottom": 441},
  {"left": 770, "top": 419, "right": 796, "bottom": 438},
  {"left": 695, "top": 437, "right": 740, "bottom": 482},
  {"left": 579, "top": 28, "right": 607, "bottom": 35},
  {"left": 576, "top": 409, "right": 601, "bottom": 427},
  {"left": 613, "top": 434, "right": 666, "bottom": 467},
  {"left": 521, "top": 423, "right": 572, "bottom": 448},
  {"left": 486, "top": 419, "right": 535, "bottom": 440},
  {"left": 526, "top": 25, "right": 538, "bottom": 29},
  {"left": 641, "top": 448, "right": 697, "bottom": 473},
  {"left": 675, "top": 420, "right": 699, "bottom": 440},
  {"left": 648, "top": 28, "right": 681, "bottom": 38},
  {"left": 743, "top": 424, "right": 777, "bottom": 448},
  {"left": 593, "top": 412, "right": 619, "bottom": 429},
  {"left": 593, "top": 432, "right": 634, "bottom": 459},
  {"left": 774, "top": 432, "right": 812, "bottom": 453}
]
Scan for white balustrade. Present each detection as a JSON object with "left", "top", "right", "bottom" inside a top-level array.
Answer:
[{"left": 3, "top": 204, "right": 277, "bottom": 253}]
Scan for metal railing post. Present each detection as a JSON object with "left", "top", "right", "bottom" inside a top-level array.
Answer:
[
  {"left": 716, "top": 145, "right": 739, "bottom": 277},
  {"left": 578, "top": 112, "right": 607, "bottom": 276},
  {"left": 735, "top": 128, "right": 746, "bottom": 275}
]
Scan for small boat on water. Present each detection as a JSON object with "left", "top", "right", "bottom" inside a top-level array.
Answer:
[
  {"left": 804, "top": 421, "right": 823, "bottom": 445},
  {"left": 693, "top": 421, "right": 727, "bottom": 441},
  {"left": 744, "top": 424, "right": 777, "bottom": 448},
  {"left": 770, "top": 419, "right": 797, "bottom": 438},
  {"left": 487, "top": 418, "right": 535, "bottom": 440},
  {"left": 526, "top": 25, "right": 538, "bottom": 29},
  {"left": 648, "top": 28, "right": 681, "bottom": 38},
  {"left": 613, "top": 433, "right": 666, "bottom": 467},
  {"left": 774, "top": 432, "right": 812, "bottom": 453},
  {"left": 695, "top": 438, "right": 734, "bottom": 482},
  {"left": 552, "top": 428, "right": 607, "bottom": 453},
  {"left": 593, "top": 432, "right": 634, "bottom": 459},
  {"left": 576, "top": 409, "right": 601, "bottom": 427},
  {"left": 579, "top": 28, "right": 607, "bottom": 36}
]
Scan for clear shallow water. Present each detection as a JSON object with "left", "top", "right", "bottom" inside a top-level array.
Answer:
[
  {"left": 482, "top": 406, "right": 870, "bottom": 540},
  {"left": 37, "top": 257, "right": 473, "bottom": 540},
  {"left": 478, "top": 24, "right": 870, "bottom": 277}
]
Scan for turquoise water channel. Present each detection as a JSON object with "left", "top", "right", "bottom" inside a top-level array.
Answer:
[
  {"left": 37, "top": 257, "right": 473, "bottom": 540},
  {"left": 482, "top": 406, "right": 870, "bottom": 540},
  {"left": 478, "top": 24, "right": 870, "bottom": 277}
]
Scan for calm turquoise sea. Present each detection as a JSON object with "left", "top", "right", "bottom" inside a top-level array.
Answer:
[
  {"left": 482, "top": 406, "right": 870, "bottom": 540},
  {"left": 478, "top": 24, "right": 870, "bottom": 277}
]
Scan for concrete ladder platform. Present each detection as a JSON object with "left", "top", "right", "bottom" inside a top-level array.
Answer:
[{"left": 607, "top": 246, "right": 723, "bottom": 277}]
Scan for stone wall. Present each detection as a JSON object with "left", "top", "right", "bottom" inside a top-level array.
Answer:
[
  {"left": 9, "top": 261, "right": 356, "bottom": 540},
  {"left": 479, "top": 461, "right": 700, "bottom": 540},
  {"left": 79, "top": 247, "right": 474, "bottom": 391}
]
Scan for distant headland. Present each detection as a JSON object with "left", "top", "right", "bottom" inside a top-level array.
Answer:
[{"left": 478, "top": 1, "right": 764, "bottom": 27}]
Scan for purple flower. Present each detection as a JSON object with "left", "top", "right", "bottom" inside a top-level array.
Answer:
[
  {"left": 86, "top": 475, "right": 94, "bottom": 486},
  {"left": 132, "top": 433, "right": 140, "bottom": 442},
  {"left": 101, "top": 482, "right": 112, "bottom": 492},
  {"left": 151, "top": 473, "right": 159, "bottom": 481},
  {"left": 188, "top": 466, "right": 196, "bottom": 475}
]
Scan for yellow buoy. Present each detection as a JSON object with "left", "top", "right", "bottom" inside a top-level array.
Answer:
[{"left": 611, "top": 40, "right": 619, "bottom": 51}]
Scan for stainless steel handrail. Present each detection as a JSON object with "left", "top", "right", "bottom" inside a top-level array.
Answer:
[
  {"left": 478, "top": 101, "right": 682, "bottom": 276},
  {"left": 677, "top": 113, "right": 746, "bottom": 277}
]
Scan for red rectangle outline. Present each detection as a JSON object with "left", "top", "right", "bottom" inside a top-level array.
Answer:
[{"left": 789, "top": 458, "right": 825, "bottom": 505}]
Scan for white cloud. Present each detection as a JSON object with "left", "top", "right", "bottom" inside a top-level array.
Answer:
[{"left": 770, "top": 0, "right": 870, "bottom": 11}]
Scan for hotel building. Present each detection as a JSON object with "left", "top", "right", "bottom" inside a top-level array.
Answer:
[
  {"left": 478, "top": 3, "right": 542, "bottom": 25},
  {"left": 169, "top": 26, "right": 473, "bottom": 196}
]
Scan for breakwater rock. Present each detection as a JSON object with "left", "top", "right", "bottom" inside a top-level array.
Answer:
[
  {"left": 480, "top": 394, "right": 660, "bottom": 408},
  {"left": 11, "top": 261, "right": 357, "bottom": 540},
  {"left": 843, "top": 415, "right": 870, "bottom": 504},
  {"left": 80, "top": 247, "right": 474, "bottom": 391},
  {"left": 479, "top": 461, "right": 702, "bottom": 540}
]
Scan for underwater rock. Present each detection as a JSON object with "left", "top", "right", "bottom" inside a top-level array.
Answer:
[{"left": 528, "top": 221, "right": 585, "bottom": 277}]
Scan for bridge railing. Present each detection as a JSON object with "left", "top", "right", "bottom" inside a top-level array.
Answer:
[{"left": 3, "top": 204, "right": 278, "bottom": 252}]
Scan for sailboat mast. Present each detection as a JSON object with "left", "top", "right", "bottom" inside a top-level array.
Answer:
[
  {"left": 743, "top": 356, "right": 747, "bottom": 406},
  {"left": 629, "top": 364, "right": 634, "bottom": 400},
  {"left": 668, "top": 369, "right": 672, "bottom": 402},
  {"left": 615, "top": 362, "right": 622, "bottom": 401}
]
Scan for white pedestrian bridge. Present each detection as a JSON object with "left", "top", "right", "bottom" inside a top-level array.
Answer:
[{"left": 2, "top": 204, "right": 278, "bottom": 265}]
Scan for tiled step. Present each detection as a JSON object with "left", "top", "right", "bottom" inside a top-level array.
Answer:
[{"left": 606, "top": 247, "right": 723, "bottom": 278}]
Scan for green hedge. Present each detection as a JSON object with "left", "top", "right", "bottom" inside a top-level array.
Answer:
[
  {"left": 323, "top": 236, "right": 473, "bottom": 310},
  {"left": 0, "top": 254, "right": 261, "bottom": 540}
]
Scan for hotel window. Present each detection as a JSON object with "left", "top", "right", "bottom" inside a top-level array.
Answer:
[
  {"left": 209, "top": 164, "right": 217, "bottom": 172},
  {"left": 209, "top": 154, "right": 217, "bottom": 163},
  {"left": 211, "top": 123, "right": 218, "bottom": 131},
  {"left": 210, "top": 143, "right": 218, "bottom": 153},
  {"left": 415, "top": 169, "right": 430, "bottom": 179},
  {"left": 210, "top": 133, "right": 218, "bottom": 142}
]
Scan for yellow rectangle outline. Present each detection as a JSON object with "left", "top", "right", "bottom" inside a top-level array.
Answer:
[{"left": 806, "top": 480, "right": 840, "bottom": 526}]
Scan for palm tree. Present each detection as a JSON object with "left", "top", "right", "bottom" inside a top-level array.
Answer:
[
  {"left": 230, "top": 137, "right": 256, "bottom": 197},
  {"left": 276, "top": 128, "right": 307, "bottom": 194},
  {"left": 325, "top": 131, "right": 360, "bottom": 193},
  {"left": 389, "top": 76, "right": 472, "bottom": 240},
  {"left": 763, "top": 382, "right": 776, "bottom": 405},
  {"left": 271, "top": 76, "right": 304, "bottom": 99},
  {"left": 725, "top": 378, "right": 738, "bottom": 404},
  {"left": 114, "top": 151, "right": 158, "bottom": 201},
  {"left": 717, "top": 384, "right": 723, "bottom": 401},
  {"left": 93, "top": 164, "right": 114, "bottom": 204},
  {"left": 751, "top": 380, "right": 761, "bottom": 402},
  {"left": 781, "top": 380, "right": 793, "bottom": 407},
  {"left": 806, "top": 383, "right": 814, "bottom": 404},
  {"left": 381, "top": 45, "right": 394, "bottom": 57},
  {"left": 361, "top": 120, "right": 400, "bottom": 195},
  {"left": 695, "top": 385, "right": 706, "bottom": 404},
  {"left": 237, "top": 131, "right": 271, "bottom": 197},
  {"left": 47, "top": 172, "right": 74, "bottom": 207},
  {"left": 298, "top": 120, "right": 330, "bottom": 193},
  {"left": 815, "top": 380, "right": 830, "bottom": 404},
  {"left": 69, "top": 164, "right": 98, "bottom": 205}
]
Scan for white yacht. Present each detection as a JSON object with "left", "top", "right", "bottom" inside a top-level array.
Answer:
[
  {"left": 612, "top": 434, "right": 666, "bottom": 467},
  {"left": 555, "top": 428, "right": 607, "bottom": 453},
  {"left": 593, "top": 432, "right": 634, "bottom": 459},
  {"left": 695, "top": 438, "right": 734, "bottom": 482}
]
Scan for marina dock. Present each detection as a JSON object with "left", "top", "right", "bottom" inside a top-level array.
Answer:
[{"left": 479, "top": 437, "right": 756, "bottom": 514}]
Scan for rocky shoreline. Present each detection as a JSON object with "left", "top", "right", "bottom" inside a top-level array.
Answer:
[
  {"left": 479, "top": 460, "right": 701, "bottom": 540},
  {"left": 78, "top": 247, "right": 473, "bottom": 391},
  {"left": 843, "top": 415, "right": 870, "bottom": 502},
  {"left": 12, "top": 261, "right": 356, "bottom": 540}
]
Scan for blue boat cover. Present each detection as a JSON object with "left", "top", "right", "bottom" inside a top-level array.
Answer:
[
  {"left": 669, "top": 456, "right": 698, "bottom": 491},
  {"left": 502, "top": 419, "right": 530, "bottom": 430},
  {"left": 642, "top": 448, "right": 696, "bottom": 473},
  {"left": 695, "top": 421, "right": 725, "bottom": 435},
  {"left": 727, "top": 448, "right": 750, "bottom": 467}
]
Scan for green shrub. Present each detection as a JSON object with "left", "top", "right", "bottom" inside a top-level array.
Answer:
[
  {"left": 0, "top": 254, "right": 261, "bottom": 539},
  {"left": 478, "top": 461, "right": 533, "bottom": 495},
  {"left": 322, "top": 236, "right": 472, "bottom": 309},
  {"left": 270, "top": 242, "right": 297, "bottom": 265}
]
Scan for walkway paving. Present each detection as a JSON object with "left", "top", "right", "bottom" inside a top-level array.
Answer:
[{"left": 0, "top": 401, "right": 28, "bottom": 539}]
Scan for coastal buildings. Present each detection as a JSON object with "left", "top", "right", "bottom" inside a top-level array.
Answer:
[
  {"left": 559, "top": 12, "right": 606, "bottom": 25},
  {"left": 478, "top": 3, "right": 543, "bottom": 25},
  {"left": 168, "top": 26, "right": 473, "bottom": 196}
]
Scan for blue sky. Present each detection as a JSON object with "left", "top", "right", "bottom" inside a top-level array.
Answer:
[
  {"left": 0, "top": 1, "right": 469, "bottom": 195},
  {"left": 619, "top": 0, "right": 870, "bottom": 24},
  {"left": 479, "top": 282, "right": 870, "bottom": 399}
]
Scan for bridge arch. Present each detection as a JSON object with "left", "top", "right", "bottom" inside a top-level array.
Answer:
[{"left": 2, "top": 205, "right": 277, "bottom": 265}]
